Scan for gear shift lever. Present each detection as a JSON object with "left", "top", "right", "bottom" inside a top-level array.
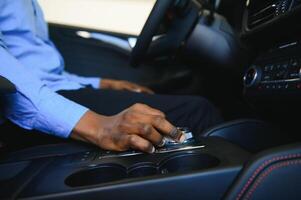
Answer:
[
  {"left": 163, "top": 127, "right": 194, "bottom": 147},
  {"left": 97, "top": 128, "right": 201, "bottom": 159}
]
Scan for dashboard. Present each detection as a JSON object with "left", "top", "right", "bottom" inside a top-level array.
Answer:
[
  {"left": 244, "top": 41, "right": 301, "bottom": 96},
  {"left": 241, "top": 0, "right": 301, "bottom": 100},
  {"left": 242, "top": 0, "right": 301, "bottom": 34}
]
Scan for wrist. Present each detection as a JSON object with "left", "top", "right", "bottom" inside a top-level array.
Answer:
[
  {"left": 71, "top": 110, "right": 106, "bottom": 144},
  {"left": 100, "top": 79, "right": 109, "bottom": 89},
  {"left": 100, "top": 79, "right": 117, "bottom": 89}
]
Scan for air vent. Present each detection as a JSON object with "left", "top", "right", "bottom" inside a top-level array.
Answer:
[{"left": 247, "top": 0, "right": 293, "bottom": 29}]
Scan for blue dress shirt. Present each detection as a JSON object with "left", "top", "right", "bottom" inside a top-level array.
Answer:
[{"left": 0, "top": 0, "right": 101, "bottom": 138}]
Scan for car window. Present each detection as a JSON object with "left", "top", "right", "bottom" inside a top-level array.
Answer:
[{"left": 38, "top": 0, "right": 156, "bottom": 36}]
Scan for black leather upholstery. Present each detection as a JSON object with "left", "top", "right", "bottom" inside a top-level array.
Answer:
[
  {"left": 225, "top": 143, "right": 301, "bottom": 200},
  {"left": 201, "top": 119, "right": 285, "bottom": 153}
]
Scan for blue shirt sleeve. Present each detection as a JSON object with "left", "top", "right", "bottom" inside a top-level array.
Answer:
[
  {"left": 62, "top": 71, "right": 101, "bottom": 89},
  {"left": 0, "top": 33, "right": 89, "bottom": 138}
]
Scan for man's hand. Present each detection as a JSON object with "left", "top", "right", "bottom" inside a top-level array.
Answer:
[
  {"left": 100, "top": 79, "right": 154, "bottom": 94},
  {"left": 71, "top": 104, "right": 185, "bottom": 153}
]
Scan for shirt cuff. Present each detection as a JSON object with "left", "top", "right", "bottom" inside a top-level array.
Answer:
[
  {"left": 33, "top": 89, "right": 89, "bottom": 138},
  {"left": 62, "top": 72, "right": 101, "bottom": 89},
  {"left": 85, "top": 77, "right": 101, "bottom": 89}
]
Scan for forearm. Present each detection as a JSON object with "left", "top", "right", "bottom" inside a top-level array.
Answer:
[{"left": 0, "top": 43, "right": 89, "bottom": 138}]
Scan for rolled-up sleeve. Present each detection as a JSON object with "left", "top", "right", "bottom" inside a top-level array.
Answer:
[
  {"left": 0, "top": 34, "right": 89, "bottom": 138},
  {"left": 63, "top": 71, "right": 101, "bottom": 89}
]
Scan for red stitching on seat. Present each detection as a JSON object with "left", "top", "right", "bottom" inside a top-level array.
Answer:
[
  {"left": 236, "top": 153, "right": 301, "bottom": 200},
  {"left": 244, "top": 159, "right": 301, "bottom": 200}
]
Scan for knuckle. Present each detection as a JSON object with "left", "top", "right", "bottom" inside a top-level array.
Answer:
[
  {"left": 157, "top": 111, "right": 166, "bottom": 117},
  {"left": 117, "top": 122, "right": 127, "bottom": 132},
  {"left": 153, "top": 116, "right": 164, "bottom": 126},
  {"left": 123, "top": 111, "right": 134, "bottom": 121},
  {"left": 141, "top": 142, "right": 152, "bottom": 152},
  {"left": 133, "top": 103, "right": 146, "bottom": 110},
  {"left": 133, "top": 103, "right": 142, "bottom": 108},
  {"left": 140, "top": 124, "right": 152, "bottom": 136},
  {"left": 128, "top": 135, "right": 137, "bottom": 145}
]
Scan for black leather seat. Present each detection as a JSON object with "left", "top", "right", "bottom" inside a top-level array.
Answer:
[
  {"left": 225, "top": 143, "right": 301, "bottom": 200},
  {"left": 201, "top": 119, "right": 286, "bottom": 153}
]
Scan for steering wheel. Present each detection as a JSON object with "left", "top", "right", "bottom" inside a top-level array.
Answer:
[{"left": 130, "top": 0, "right": 174, "bottom": 67}]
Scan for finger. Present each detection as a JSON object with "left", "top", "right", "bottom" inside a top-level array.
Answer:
[
  {"left": 126, "top": 112, "right": 185, "bottom": 143},
  {"left": 150, "top": 115, "right": 186, "bottom": 143},
  {"left": 131, "top": 103, "right": 165, "bottom": 117},
  {"left": 127, "top": 135, "right": 155, "bottom": 153},
  {"left": 128, "top": 83, "right": 154, "bottom": 94},
  {"left": 123, "top": 82, "right": 154, "bottom": 95},
  {"left": 138, "top": 86, "right": 155, "bottom": 94},
  {"left": 120, "top": 122, "right": 165, "bottom": 147},
  {"left": 124, "top": 85, "right": 142, "bottom": 93},
  {"left": 122, "top": 84, "right": 144, "bottom": 94}
]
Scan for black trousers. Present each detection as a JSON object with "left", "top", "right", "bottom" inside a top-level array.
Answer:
[
  {"left": 0, "top": 88, "right": 222, "bottom": 152},
  {"left": 58, "top": 88, "right": 222, "bottom": 136}
]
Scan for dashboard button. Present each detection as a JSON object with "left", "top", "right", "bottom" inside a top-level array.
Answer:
[
  {"left": 244, "top": 66, "right": 262, "bottom": 88},
  {"left": 265, "top": 84, "right": 270, "bottom": 90},
  {"left": 271, "top": 84, "right": 277, "bottom": 89},
  {"left": 277, "top": 84, "right": 283, "bottom": 89}
]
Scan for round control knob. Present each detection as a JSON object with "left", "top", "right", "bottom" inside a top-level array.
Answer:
[{"left": 243, "top": 66, "right": 262, "bottom": 88}]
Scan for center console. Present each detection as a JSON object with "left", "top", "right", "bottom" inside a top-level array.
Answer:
[
  {"left": 0, "top": 137, "right": 250, "bottom": 200},
  {"left": 244, "top": 40, "right": 301, "bottom": 97}
]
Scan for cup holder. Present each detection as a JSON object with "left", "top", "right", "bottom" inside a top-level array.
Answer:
[
  {"left": 66, "top": 154, "right": 220, "bottom": 187},
  {"left": 128, "top": 164, "right": 158, "bottom": 178},
  {"left": 159, "top": 153, "right": 220, "bottom": 175},
  {"left": 65, "top": 164, "right": 127, "bottom": 187}
]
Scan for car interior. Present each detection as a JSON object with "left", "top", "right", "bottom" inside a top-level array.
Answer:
[{"left": 1, "top": 0, "right": 301, "bottom": 199}]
